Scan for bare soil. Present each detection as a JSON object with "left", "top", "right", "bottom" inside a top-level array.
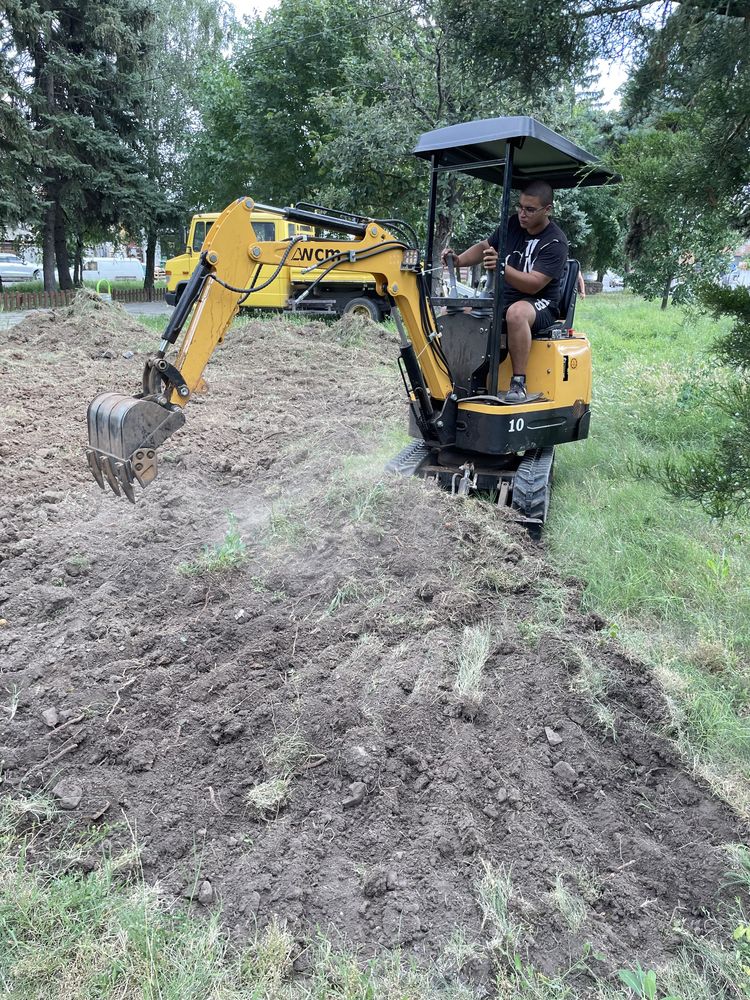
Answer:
[{"left": 0, "top": 293, "right": 745, "bottom": 990}]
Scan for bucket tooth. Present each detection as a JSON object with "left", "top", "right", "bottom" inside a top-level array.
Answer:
[
  {"left": 114, "top": 461, "right": 136, "bottom": 504},
  {"left": 99, "top": 455, "right": 121, "bottom": 496},
  {"left": 86, "top": 448, "right": 105, "bottom": 491}
]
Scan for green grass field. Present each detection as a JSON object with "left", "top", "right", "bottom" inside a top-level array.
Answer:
[{"left": 550, "top": 294, "right": 750, "bottom": 805}]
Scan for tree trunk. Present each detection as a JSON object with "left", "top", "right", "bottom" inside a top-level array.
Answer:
[
  {"left": 597, "top": 269, "right": 605, "bottom": 282},
  {"left": 54, "top": 200, "right": 73, "bottom": 290},
  {"left": 145, "top": 229, "right": 157, "bottom": 292},
  {"left": 73, "top": 234, "right": 84, "bottom": 285},
  {"left": 42, "top": 200, "right": 57, "bottom": 292},
  {"left": 660, "top": 272, "right": 673, "bottom": 310}
]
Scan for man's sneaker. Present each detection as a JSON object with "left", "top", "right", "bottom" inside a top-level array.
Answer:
[{"left": 505, "top": 377, "right": 528, "bottom": 404}]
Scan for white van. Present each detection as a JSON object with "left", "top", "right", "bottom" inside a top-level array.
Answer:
[{"left": 82, "top": 257, "right": 145, "bottom": 283}]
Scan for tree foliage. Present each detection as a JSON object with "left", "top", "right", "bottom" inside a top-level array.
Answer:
[
  {"left": 131, "top": 0, "right": 234, "bottom": 286},
  {"left": 0, "top": 0, "right": 233, "bottom": 288},
  {"left": 654, "top": 284, "right": 750, "bottom": 518},
  {"left": 1, "top": 0, "right": 154, "bottom": 288},
  {"left": 185, "top": 0, "right": 605, "bottom": 271},
  {"left": 612, "top": 3, "right": 750, "bottom": 303}
]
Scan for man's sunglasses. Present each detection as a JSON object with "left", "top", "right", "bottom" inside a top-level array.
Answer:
[{"left": 516, "top": 204, "right": 546, "bottom": 216}]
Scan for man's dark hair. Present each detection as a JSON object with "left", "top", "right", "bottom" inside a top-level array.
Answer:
[{"left": 522, "top": 180, "right": 554, "bottom": 206}]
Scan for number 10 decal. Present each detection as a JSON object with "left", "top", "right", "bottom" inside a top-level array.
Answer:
[{"left": 509, "top": 417, "right": 525, "bottom": 432}]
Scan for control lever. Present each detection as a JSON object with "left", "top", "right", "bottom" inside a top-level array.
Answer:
[{"left": 446, "top": 255, "right": 459, "bottom": 297}]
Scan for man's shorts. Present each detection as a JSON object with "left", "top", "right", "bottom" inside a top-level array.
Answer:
[{"left": 530, "top": 300, "right": 558, "bottom": 336}]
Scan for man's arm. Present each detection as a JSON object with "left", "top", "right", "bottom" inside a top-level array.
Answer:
[
  {"left": 481, "top": 245, "right": 551, "bottom": 294},
  {"left": 442, "top": 240, "right": 491, "bottom": 269}
]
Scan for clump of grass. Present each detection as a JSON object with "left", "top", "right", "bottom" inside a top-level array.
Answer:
[
  {"left": 239, "top": 914, "right": 295, "bottom": 989},
  {"left": 245, "top": 776, "right": 292, "bottom": 820},
  {"left": 535, "top": 578, "right": 568, "bottom": 628},
  {"left": 514, "top": 579, "right": 569, "bottom": 650},
  {"left": 0, "top": 793, "right": 55, "bottom": 834},
  {"left": 438, "top": 928, "right": 484, "bottom": 977},
  {"left": 264, "top": 727, "right": 311, "bottom": 776},
  {"left": 247, "top": 724, "right": 313, "bottom": 821},
  {"left": 454, "top": 623, "right": 492, "bottom": 716},
  {"left": 551, "top": 874, "right": 587, "bottom": 933},
  {"left": 267, "top": 504, "right": 308, "bottom": 545},
  {"left": 177, "top": 514, "right": 247, "bottom": 575},
  {"left": 562, "top": 641, "right": 617, "bottom": 739},
  {"left": 325, "top": 580, "right": 363, "bottom": 615},
  {"left": 476, "top": 859, "right": 526, "bottom": 961}
]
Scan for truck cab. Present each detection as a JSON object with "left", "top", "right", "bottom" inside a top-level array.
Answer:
[{"left": 165, "top": 207, "right": 390, "bottom": 320}]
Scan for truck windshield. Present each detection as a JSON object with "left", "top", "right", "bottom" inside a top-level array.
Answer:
[
  {"left": 192, "top": 220, "right": 215, "bottom": 251},
  {"left": 252, "top": 222, "right": 276, "bottom": 241}
]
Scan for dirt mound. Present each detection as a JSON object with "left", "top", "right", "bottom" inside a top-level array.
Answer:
[
  {"left": 0, "top": 309, "right": 745, "bottom": 989},
  {"left": 6, "top": 287, "right": 148, "bottom": 354}
]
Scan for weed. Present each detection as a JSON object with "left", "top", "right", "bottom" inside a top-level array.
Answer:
[
  {"left": 245, "top": 776, "right": 291, "bottom": 819},
  {"left": 65, "top": 553, "right": 90, "bottom": 571},
  {"left": 1, "top": 684, "right": 20, "bottom": 721},
  {"left": 267, "top": 504, "right": 309, "bottom": 545},
  {"left": 325, "top": 580, "right": 363, "bottom": 615},
  {"left": 517, "top": 619, "right": 544, "bottom": 650},
  {"left": 476, "top": 859, "right": 526, "bottom": 961},
  {"left": 264, "top": 726, "right": 311, "bottom": 777},
  {"left": 551, "top": 874, "right": 587, "bottom": 933},
  {"left": 454, "top": 622, "right": 492, "bottom": 714},
  {"left": 570, "top": 864, "right": 603, "bottom": 906},
  {"left": 617, "top": 963, "right": 680, "bottom": 1000},
  {"left": 177, "top": 513, "right": 247, "bottom": 575}
]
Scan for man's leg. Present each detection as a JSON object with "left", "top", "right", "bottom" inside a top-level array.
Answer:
[{"left": 505, "top": 299, "right": 537, "bottom": 377}]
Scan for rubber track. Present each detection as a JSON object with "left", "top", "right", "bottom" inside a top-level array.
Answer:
[
  {"left": 384, "top": 440, "right": 433, "bottom": 477},
  {"left": 511, "top": 447, "right": 555, "bottom": 523}
]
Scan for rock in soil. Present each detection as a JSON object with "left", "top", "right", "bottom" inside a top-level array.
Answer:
[{"left": 51, "top": 779, "right": 83, "bottom": 810}]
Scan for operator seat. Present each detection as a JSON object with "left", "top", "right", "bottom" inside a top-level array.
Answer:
[{"left": 534, "top": 259, "right": 580, "bottom": 339}]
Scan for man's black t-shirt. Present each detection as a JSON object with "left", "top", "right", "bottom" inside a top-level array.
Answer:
[{"left": 488, "top": 215, "right": 568, "bottom": 312}]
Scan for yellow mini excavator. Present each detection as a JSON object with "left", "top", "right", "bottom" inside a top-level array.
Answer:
[{"left": 86, "top": 117, "right": 616, "bottom": 531}]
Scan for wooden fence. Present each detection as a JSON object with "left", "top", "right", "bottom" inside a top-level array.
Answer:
[{"left": 0, "top": 286, "right": 165, "bottom": 312}]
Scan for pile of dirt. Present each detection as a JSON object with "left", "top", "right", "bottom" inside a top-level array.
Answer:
[
  {"left": 5, "top": 287, "right": 148, "bottom": 355},
  {"left": 0, "top": 303, "right": 746, "bottom": 990}
]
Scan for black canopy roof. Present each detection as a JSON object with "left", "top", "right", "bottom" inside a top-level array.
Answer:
[{"left": 413, "top": 116, "right": 617, "bottom": 188}]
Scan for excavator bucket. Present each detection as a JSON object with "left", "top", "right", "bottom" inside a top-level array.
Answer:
[{"left": 86, "top": 393, "right": 185, "bottom": 502}]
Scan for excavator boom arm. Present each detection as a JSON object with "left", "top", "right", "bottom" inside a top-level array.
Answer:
[{"left": 86, "top": 197, "right": 452, "bottom": 501}]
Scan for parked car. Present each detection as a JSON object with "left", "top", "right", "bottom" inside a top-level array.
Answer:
[
  {"left": 0, "top": 253, "right": 41, "bottom": 283},
  {"left": 81, "top": 257, "right": 145, "bottom": 283}
]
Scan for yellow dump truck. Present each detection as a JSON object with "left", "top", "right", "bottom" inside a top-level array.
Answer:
[{"left": 164, "top": 206, "right": 391, "bottom": 321}]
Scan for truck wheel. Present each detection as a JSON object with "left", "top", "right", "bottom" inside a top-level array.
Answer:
[{"left": 343, "top": 297, "right": 381, "bottom": 322}]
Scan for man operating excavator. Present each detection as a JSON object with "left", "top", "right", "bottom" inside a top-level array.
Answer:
[{"left": 441, "top": 180, "right": 569, "bottom": 404}]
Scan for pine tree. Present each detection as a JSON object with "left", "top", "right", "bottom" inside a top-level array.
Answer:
[{"left": 2, "top": 1, "right": 153, "bottom": 289}]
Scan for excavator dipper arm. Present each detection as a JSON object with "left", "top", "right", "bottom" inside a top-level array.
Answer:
[{"left": 86, "top": 197, "right": 453, "bottom": 501}]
